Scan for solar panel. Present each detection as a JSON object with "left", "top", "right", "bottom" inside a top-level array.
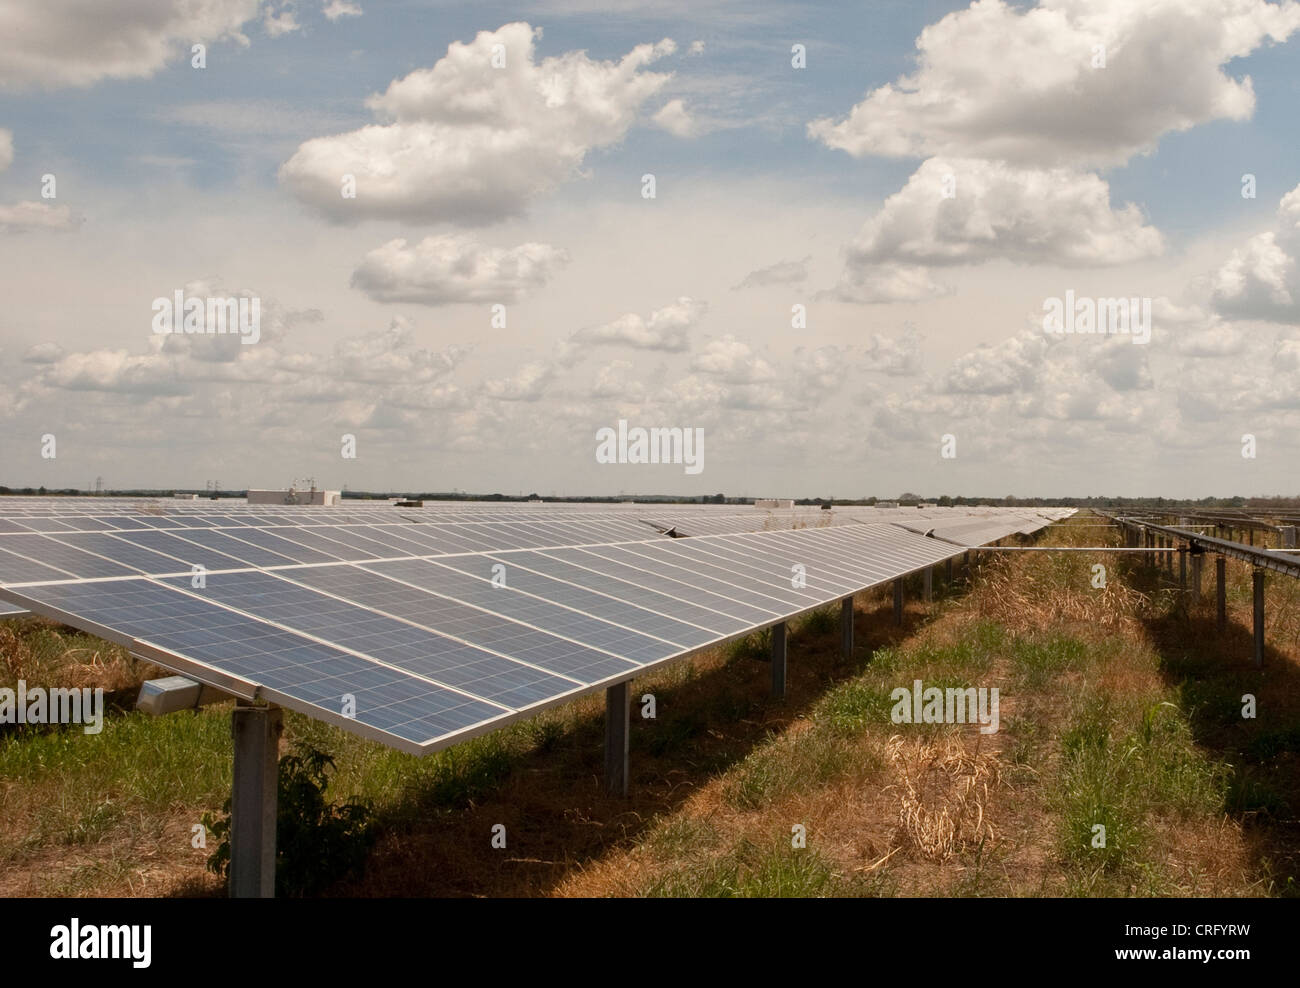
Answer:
[{"left": 0, "top": 498, "right": 1057, "bottom": 756}]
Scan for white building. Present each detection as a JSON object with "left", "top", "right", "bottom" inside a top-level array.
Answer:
[{"left": 247, "top": 487, "right": 341, "bottom": 506}]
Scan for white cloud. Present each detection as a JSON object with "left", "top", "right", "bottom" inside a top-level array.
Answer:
[
  {"left": 0, "top": 0, "right": 263, "bottom": 90},
  {"left": 810, "top": 0, "right": 1288, "bottom": 305},
  {"left": 732, "top": 255, "right": 810, "bottom": 290},
  {"left": 590, "top": 359, "right": 647, "bottom": 401},
  {"left": 943, "top": 331, "right": 1049, "bottom": 395},
  {"left": 18, "top": 305, "right": 466, "bottom": 407},
  {"left": 482, "top": 361, "right": 556, "bottom": 401},
  {"left": 263, "top": 1, "right": 300, "bottom": 36},
  {"left": 1211, "top": 182, "right": 1300, "bottom": 323},
  {"left": 652, "top": 98, "right": 697, "bottom": 137},
  {"left": 807, "top": 0, "right": 1300, "bottom": 170},
  {"left": 0, "top": 201, "right": 83, "bottom": 234},
  {"left": 690, "top": 334, "right": 776, "bottom": 383},
  {"left": 861, "top": 331, "right": 923, "bottom": 376},
  {"left": 350, "top": 235, "right": 569, "bottom": 305},
  {"left": 279, "top": 22, "right": 676, "bottom": 224},
  {"left": 839, "top": 158, "right": 1163, "bottom": 269},
  {"left": 322, "top": 0, "right": 361, "bottom": 18},
  {"left": 0, "top": 129, "right": 12, "bottom": 171},
  {"left": 570, "top": 296, "right": 706, "bottom": 353}
]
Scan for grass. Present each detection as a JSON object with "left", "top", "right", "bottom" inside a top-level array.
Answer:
[{"left": 1, "top": 509, "right": 1297, "bottom": 896}]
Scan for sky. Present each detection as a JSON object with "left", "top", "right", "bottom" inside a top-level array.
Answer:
[{"left": 1, "top": 0, "right": 1299, "bottom": 499}]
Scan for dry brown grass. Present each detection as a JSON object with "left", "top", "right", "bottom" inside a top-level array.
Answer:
[{"left": 888, "top": 731, "right": 1003, "bottom": 862}]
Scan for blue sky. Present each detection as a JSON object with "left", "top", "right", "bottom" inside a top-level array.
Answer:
[{"left": 2, "top": 0, "right": 1300, "bottom": 498}]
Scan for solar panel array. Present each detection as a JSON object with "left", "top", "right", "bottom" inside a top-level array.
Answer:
[{"left": 0, "top": 498, "right": 1071, "bottom": 754}]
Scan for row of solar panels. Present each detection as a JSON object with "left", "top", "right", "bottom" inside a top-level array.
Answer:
[
  {"left": 0, "top": 521, "right": 969, "bottom": 752},
  {"left": 0, "top": 502, "right": 1073, "bottom": 625}
]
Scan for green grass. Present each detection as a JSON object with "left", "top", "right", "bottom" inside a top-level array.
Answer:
[
  {"left": 1054, "top": 689, "right": 1230, "bottom": 888},
  {"left": 0, "top": 707, "right": 233, "bottom": 859},
  {"left": 643, "top": 836, "right": 882, "bottom": 898},
  {"left": 1009, "top": 633, "right": 1092, "bottom": 686},
  {"left": 722, "top": 729, "right": 877, "bottom": 810}
]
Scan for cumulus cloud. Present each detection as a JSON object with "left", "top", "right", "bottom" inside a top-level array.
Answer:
[
  {"left": 861, "top": 331, "right": 923, "bottom": 376},
  {"left": 1211, "top": 182, "right": 1300, "bottom": 323},
  {"left": 590, "top": 359, "right": 647, "bottom": 401},
  {"left": 841, "top": 157, "right": 1163, "bottom": 268},
  {"left": 482, "top": 361, "right": 556, "bottom": 401},
  {"left": 732, "top": 256, "right": 810, "bottom": 290},
  {"left": 943, "top": 331, "right": 1049, "bottom": 395},
  {"left": 810, "top": 0, "right": 1291, "bottom": 302},
  {"left": 0, "top": 129, "right": 12, "bottom": 171},
  {"left": 19, "top": 303, "right": 466, "bottom": 408},
  {"left": 322, "top": 0, "right": 361, "bottom": 19},
  {"left": 279, "top": 22, "right": 676, "bottom": 224},
  {"left": 569, "top": 297, "right": 705, "bottom": 354},
  {"left": 690, "top": 334, "right": 776, "bottom": 384},
  {"left": 791, "top": 346, "right": 849, "bottom": 396},
  {"left": 350, "top": 235, "right": 569, "bottom": 305},
  {"left": 807, "top": 0, "right": 1300, "bottom": 170},
  {"left": 652, "top": 99, "right": 697, "bottom": 137},
  {"left": 0, "top": 0, "right": 264, "bottom": 90}
]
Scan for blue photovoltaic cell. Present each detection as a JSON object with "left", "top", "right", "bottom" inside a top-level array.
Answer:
[
  {"left": 4, "top": 578, "right": 506, "bottom": 743},
  {"left": 214, "top": 526, "right": 342, "bottom": 563},
  {"left": 488, "top": 550, "right": 744, "bottom": 635},
  {"left": 161, "top": 570, "right": 579, "bottom": 708},
  {"left": 109, "top": 530, "right": 250, "bottom": 571},
  {"left": 610, "top": 541, "right": 827, "bottom": 611},
  {"left": 162, "top": 527, "right": 301, "bottom": 567},
  {"left": 0, "top": 534, "right": 137, "bottom": 578},
  {"left": 264, "top": 526, "right": 381, "bottom": 560},
  {"left": 286, "top": 564, "right": 638, "bottom": 683},
  {"left": 0, "top": 546, "right": 77, "bottom": 583},
  {"left": 543, "top": 545, "right": 781, "bottom": 625},
  {"left": 51, "top": 532, "right": 196, "bottom": 575},
  {"left": 367, "top": 558, "right": 682, "bottom": 664},
  {"left": 433, "top": 554, "right": 719, "bottom": 648}
]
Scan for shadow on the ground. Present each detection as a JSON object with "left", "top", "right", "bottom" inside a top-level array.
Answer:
[
  {"left": 327, "top": 568, "right": 965, "bottom": 897},
  {"left": 1125, "top": 554, "right": 1300, "bottom": 895}
]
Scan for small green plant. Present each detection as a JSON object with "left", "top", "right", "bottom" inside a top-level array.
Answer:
[
  {"left": 203, "top": 742, "right": 375, "bottom": 897},
  {"left": 799, "top": 607, "right": 838, "bottom": 637}
]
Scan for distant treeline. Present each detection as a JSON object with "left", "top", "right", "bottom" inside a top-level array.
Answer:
[{"left": 2, "top": 487, "right": 1296, "bottom": 509}]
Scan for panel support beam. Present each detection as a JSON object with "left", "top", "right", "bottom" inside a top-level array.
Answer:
[
  {"left": 840, "top": 595, "right": 853, "bottom": 658},
  {"left": 923, "top": 566, "right": 933, "bottom": 603},
  {"left": 1190, "top": 551, "right": 1202, "bottom": 601},
  {"left": 893, "top": 578, "right": 904, "bottom": 625},
  {"left": 1253, "top": 570, "right": 1265, "bottom": 668},
  {"left": 771, "top": 621, "right": 787, "bottom": 699},
  {"left": 1216, "top": 556, "right": 1227, "bottom": 632},
  {"left": 604, "top": 681, "right": 629, "bottom": 797},
  {"left": 230, "top": 703, "right": 282, "bottom": 899}
]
